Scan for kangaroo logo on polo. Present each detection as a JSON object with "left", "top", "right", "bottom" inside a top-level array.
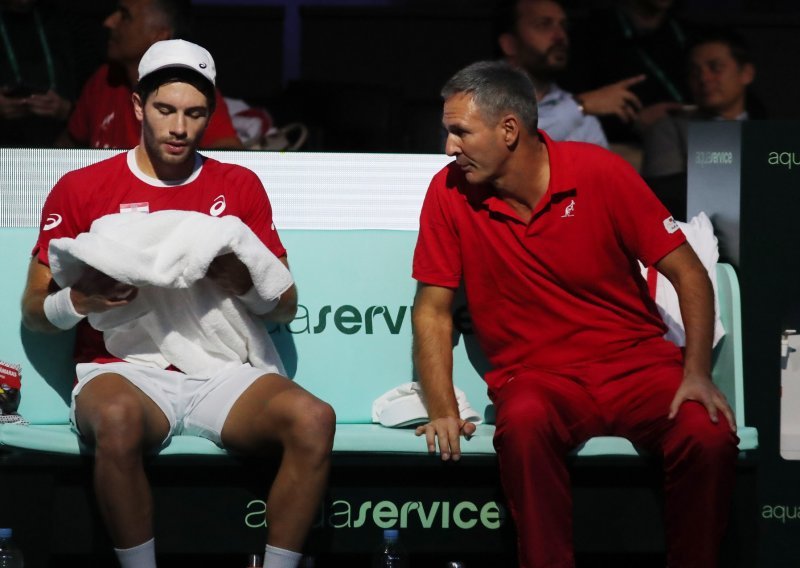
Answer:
[
  {"left": 100, "top": 112, "right": 115, "bottom": 130},
  {"left": 561, "top": 199, "right": 575, "bottom": 218},
  {"left": 210, "top": 195, "right": 226, "bottom": 216},
  {"left": 43, "top": 214, "right": 62, "bottom": 231}
]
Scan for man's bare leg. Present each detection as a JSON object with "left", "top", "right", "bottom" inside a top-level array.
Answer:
[
  {"left": 74, "top": 373, "right": 170, "bottom": 548},
  {"left": 220, "top": 374, "right": 335, "bottom": 552}
]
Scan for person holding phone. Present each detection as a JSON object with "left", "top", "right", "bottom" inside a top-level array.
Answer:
[{"left": 0, "top": 0, "right": 77, "bottom": 146}]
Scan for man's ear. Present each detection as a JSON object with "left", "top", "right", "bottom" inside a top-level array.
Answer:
[
  {"left": 498, "top": 33, "right": 518, "bottom": 59},
  {"left": 501, "top": 113, "right": 520, "bottom": 147},
  {"left": 740, "top": 62, "right": 756, "bottom": 87},
  {"left": 132, "top": 92, "right": 144, "bottom": 122}
]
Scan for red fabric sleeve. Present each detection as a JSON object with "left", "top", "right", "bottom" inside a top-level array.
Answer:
[
  {"left": 32, "top": 174, "right": 89, "bottom": 265},
  {"left": 66, "top": 68, "right": 101, "bottom": 145},
  {"left": 235, "top": 169, "right": 286, "bottom": 258},
  {"left": 604, "top": 153, "right": 686, "bottom": 267},
  {"left": 201, "top": 91, "right": 241, "bottom": 147},
  {"left": 412, "top": 170, "right": 462, "bottom": 288}
]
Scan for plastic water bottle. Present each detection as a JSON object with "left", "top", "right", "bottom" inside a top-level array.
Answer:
[
  {"left": 373, "top": 529, "right": 408, "bottom": 568},
  {"left": 0, "top": 528, "right": 23, "bottom": 568},
  {"left": 246, "top": 553, "right": 262, "bottom": 567}
]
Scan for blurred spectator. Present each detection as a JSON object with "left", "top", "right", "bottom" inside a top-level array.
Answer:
[
  {"left": 641, "top": 28, "right": 758, "bottom": 218},
  {"left": 565, "top": 0, "right": 691, "bottom": 144},
  {"left": 497, "top": 0, "right": 608, "bottom": 147},
  {"left": 57, "top": 0, "right": 242, "bottom": 149},
  {"left": 0, "top": 0, "right": 77, "bottom": 146},
  {"left": 498, "top": 0, "right": 668, "bottom": 153}
]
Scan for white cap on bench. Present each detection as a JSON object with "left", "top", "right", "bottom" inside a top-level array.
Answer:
[{"left": 372, "top": 382, "right": 482, "bottom": 428}]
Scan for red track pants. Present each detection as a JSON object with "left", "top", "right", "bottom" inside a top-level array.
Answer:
[{"left": 491, "top": 340, "right": 739, "bottom": 568}]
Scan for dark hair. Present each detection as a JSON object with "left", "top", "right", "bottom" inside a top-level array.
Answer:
[
  {"left": 441, "top": 60, "right": 539, "bottom": 133},
  {"left": 134, "top": 67, "right": 216, "bottom": 114},
  {"left": 688, "top": 27, "right": 753, "bottom": 67}
]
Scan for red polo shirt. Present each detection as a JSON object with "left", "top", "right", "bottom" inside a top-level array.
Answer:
[{"left": 412, "top": 131, "right": 686, "bottom": 392}]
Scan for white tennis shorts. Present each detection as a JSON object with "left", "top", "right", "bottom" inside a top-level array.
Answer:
[{"left": 70, "top": 361, "right": 270, "bottom": 446}]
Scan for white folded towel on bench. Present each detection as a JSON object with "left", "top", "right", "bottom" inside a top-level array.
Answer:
[
  {"left": 372, "top": 381, "right": 482, "bottom": 428},
  {"left": 49, "top": 211, "right": 293, "bottom": 376}
]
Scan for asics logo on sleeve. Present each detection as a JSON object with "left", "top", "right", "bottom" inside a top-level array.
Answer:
[
  {"left": 210, "top": 195, "right": 226, "bottom": 217},
  {"left": 43, "top": 214, "right": 62, "bottom": 231}
]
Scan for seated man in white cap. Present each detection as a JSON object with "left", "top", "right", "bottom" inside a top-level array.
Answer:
[{"left": 22, "top": 39, "right": 334, "bottom": 568}]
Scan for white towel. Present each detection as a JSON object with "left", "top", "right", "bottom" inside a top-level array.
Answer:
[
  {"left": 49, "top": 211, "right": 294, "bottom": 376},
  {"left": 372, "top": 382, "right": 482, "bottom": 428},
  {"left": 639, "top": 211, "right": 725, "bottom": 348}
]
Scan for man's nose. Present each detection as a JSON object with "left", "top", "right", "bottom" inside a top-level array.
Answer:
[
  {"left": 445, "top": 135, "right": 459, "bottom": 156},
  {"left": 103, "top": 10, "right": 120, "bottom": 30},
  {"left": 171, "top": 114, "right": 188, "bottom": 137}
]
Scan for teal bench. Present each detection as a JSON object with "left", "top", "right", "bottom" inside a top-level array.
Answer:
[
  {"left": 0, "top": 150, "right": 758, "bottom": 566},
  {"left": 0, "top": 228, "right": 758, "bottom": 457}
]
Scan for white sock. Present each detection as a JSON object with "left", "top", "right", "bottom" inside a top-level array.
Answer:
[
  {"left": 264, "top": 544, "right": 302, "bottom": 568},
  {"left": 114, "top": 538, "right": 156, "bottom": 568}
]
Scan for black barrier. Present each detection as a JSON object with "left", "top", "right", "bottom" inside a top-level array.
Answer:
[{"left": 688, "top": 120, "right": 800, "bottom": 567}]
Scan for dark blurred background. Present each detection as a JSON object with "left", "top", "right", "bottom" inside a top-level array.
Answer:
[{"left": 26, "top": 0, "right": 800, "bottom": 152}]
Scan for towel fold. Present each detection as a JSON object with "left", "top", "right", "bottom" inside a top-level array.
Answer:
[
  {"left": 372, "top": 381, "right": 482, "bottom": 428},
  {"left": 49, "top": 211, "right": 293, "bottom": 376}
]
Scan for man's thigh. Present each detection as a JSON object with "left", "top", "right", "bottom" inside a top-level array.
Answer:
[
  {"left": 589, "top": 341, "right": 692, "bottom": 449},
  {"left": 73, "top": 372, "right": 171, "bottom": 450},
  {"left": 186, "top": 366, "right": 323, "bottom": 452},
  {"left": 492, "top": 369, "right": 606, "bottom": 451}
]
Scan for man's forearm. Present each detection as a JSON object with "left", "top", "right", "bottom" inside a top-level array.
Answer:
[
  {"left": 412, "top": 309, "right": 459, "bottom": 419},
  {"left": 675, "top": 267, "right": 715, "bottom": 376},
  {"left": 21, "top": 288, "right": 63, "bottom": 334}
]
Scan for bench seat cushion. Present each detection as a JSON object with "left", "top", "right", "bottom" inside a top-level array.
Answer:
[{"left": 0, "top": 423, "right": 759, "bottom": 457}]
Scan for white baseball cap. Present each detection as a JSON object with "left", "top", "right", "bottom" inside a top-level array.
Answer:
[
  {"left": 372, "top": 382, "right": 482, "bottom": 428},
  {"left": 138, "top": 39, "right": 216, "bottom": 85}
]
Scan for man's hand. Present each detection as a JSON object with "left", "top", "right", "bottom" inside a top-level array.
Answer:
[
  {"left": 26, "top": 90, "right": 72, "bottom": 121},
  {"left": 668, "top": 371, "right": 736, "bottom": 431},
  {"left": 0, "top": 90, "right": 29, "bottom": 120},
  {"left": 71, "top": 266, "right": 138, "bottom": 315},
  {"left": 636, "top": 101, "right": 685, "bottom": 129},
  {"left": 577, "top": 75, "right": 645, "bottom": 122},
  {"left": 415, "top": 416, "right": 477, "bottom": 462},
  {"left": 206, "top": 252, "right": 253, "bottom": 296}
]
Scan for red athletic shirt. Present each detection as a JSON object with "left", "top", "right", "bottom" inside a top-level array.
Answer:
[
  {"left": 33, "top": 150, "right": 286, "bottom": 365},
  {"left": 67, "top": 64, "right": 239, "bottom": 149},
  {"left": 412, "top": 131, "right": 686, "bottom": 392}
]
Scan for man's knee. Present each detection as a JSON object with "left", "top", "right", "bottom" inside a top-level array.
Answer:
[
  {"left": 668, "top": 404, "right": 739, "bottom": 463},
  {"left": 495, "top": 396, "right": 561, "bottom": 447},
  {"left": 78, "top": 393, "right": 150, "bottom": 457},
  {"left": 292, "top": 397, "right": 336, "bottom": 454},
  {"left": 283, "top": 395, "right": 336, "bottom": 458}
]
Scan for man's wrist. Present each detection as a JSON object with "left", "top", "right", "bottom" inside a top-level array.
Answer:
[
  {"left": 43, "top": 287, "right": 87, "bottom": 330},
  {"left": 573, "top": 95, "right": 586, "bottom": 115}
]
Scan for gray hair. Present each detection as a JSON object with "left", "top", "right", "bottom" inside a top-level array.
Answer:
[{"left": 441, "top": 60, "right": 538, "bottom": 133}]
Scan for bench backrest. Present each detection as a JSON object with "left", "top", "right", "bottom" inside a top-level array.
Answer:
[
  {"left": 0, "top": 227, "right": 744, "bottom": 427},
  {"left": 0, "top": 149, "right": 746, "bottom": 429}
]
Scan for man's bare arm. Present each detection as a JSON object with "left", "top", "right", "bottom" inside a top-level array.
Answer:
[
  {"left": 22, "top": 257, "right": 137, "bottom": 333},
  {"left": 412, "top": 283, "right": 476, "bottom": 460},
  {"left": 656, "top": 243, "right": 736, "bottom": 429}
]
